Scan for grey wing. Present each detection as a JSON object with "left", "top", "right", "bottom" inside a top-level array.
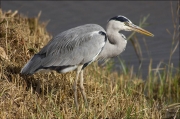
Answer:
[
  {"left": 20, "top": 24, "right": 106, "bottom": 74},
  {"left": 40, "top": 30, "right": 106, "bottom": 68}
]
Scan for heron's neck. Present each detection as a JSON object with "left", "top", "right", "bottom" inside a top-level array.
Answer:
[
  {"left": 106, "top": 28, "right": 120, "bottom": 44},
  {"left": 98, "top": 27, "right": 127, "bottom": 59}
]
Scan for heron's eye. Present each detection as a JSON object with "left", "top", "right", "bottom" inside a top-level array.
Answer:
[{"left": 124, "top": 22, "right": 129, "bottom": 26}]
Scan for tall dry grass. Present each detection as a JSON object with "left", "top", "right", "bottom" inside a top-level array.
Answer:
[{"left": 0, "top": 3, "right": 179, "bottom": 118}]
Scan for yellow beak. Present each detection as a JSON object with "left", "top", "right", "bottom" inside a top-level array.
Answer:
[{"left": 128, "top": 23, "right": 154, "bottom": 37}]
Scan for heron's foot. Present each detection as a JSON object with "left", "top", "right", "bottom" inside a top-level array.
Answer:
[
  {"left": 84, "top": 100, "right": 89, "bottom": 109},
  {"left": 79, "top": 86, "right": 88, "bottom": 108},
  {"left": 75, "top": 103, "right": 79, "bottom": 112},
  {"left": 74, "top": 94, "right": 79, "bottom": 111}
]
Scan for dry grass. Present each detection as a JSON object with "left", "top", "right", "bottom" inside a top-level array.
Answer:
[{"left": 0, "top": 7, "right": 179, "bottom": 119}]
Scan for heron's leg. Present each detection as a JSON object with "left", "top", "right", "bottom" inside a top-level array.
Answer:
[
  {"left": 73, "top": 66, "right": 82, "bottom": 110},
  {"left": 79, "top": 70, "right": 88, "bottom": 107},
  {"left": 73, "top": 71, "right": 79, "bottom": 110}
]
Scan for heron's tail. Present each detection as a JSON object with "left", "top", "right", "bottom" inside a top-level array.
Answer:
[{"left": 20, "top": 54, "right": 42, "bottom": 75}]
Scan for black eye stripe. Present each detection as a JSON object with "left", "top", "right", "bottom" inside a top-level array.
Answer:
[{"left": 109, "top": 16, "right": 129, "bottom": 22}]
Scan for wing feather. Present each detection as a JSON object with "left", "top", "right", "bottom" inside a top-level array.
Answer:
[{"left": 37, "top": 24, "right": 106, "bottom": 68}]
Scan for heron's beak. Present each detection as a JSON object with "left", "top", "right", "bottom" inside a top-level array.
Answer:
[{"left": 128, "top": 23, "right": 154, "bottom": 37}]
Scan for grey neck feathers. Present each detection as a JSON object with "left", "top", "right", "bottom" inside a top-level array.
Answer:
[{"left": 98, "top": 25, "right": 127, "bottom": 59}]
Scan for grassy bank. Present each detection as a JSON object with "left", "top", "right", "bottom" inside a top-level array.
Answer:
[{"left": 0, "top": 7, "right": 179, "bottom": 119}]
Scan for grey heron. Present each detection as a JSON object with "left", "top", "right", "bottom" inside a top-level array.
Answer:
[{"left": 20, "top": 15, "right": 154, "bottom": 109}]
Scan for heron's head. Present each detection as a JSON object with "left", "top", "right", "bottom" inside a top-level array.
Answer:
[{"left": 107, "top": 15, "right": 154, "bottom": 37}]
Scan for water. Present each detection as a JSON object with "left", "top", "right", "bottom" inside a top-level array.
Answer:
[{"left": 1, "top": 1, "right": 179, "bottom": 78}]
